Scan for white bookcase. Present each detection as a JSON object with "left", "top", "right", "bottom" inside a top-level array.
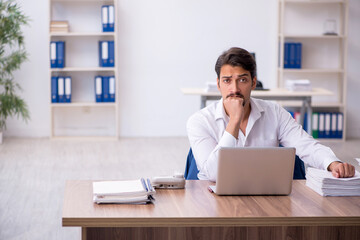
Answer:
[
  {"left": 277, "top": 0, "right": 348, "bottom": 140},
  {"left": 49, "top": 0, "right": 118, "bottom": 139}
]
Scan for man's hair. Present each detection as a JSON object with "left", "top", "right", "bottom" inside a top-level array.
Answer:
[{"left": 215, "top": 47, "right": 257, "bottom": 80}]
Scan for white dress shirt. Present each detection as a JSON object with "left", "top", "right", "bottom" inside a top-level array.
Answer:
[{"left": 187, "top": 97, "right": 340, "bottom": 181}]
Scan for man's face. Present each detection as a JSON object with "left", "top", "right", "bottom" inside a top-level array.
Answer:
[{"left": 217, "top": 64, "right": 257, "bottom": 107}]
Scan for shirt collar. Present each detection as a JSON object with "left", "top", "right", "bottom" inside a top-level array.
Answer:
[
  {"left": 249, "top": 97, "right": 264, "bottom": 118},
  {"left": 215, "top": 98, "right": 227, "bottom": 121}
]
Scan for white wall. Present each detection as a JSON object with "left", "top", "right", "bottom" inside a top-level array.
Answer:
[
  {"left": 5, "top": 0, "right": 360, "bottom": 138},
  {"left": 346, "top": 0, "right": 360, "bottom": 139}
]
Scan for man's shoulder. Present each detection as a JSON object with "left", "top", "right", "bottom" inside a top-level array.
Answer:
[
  {"left": 251, "top": 97, "right": 282, "bottom": 111},
  {"left": 187, "top": 101, "right": 219, "bottom": 125}
]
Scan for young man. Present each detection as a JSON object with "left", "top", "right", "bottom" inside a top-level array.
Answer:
[{"left": 187, "top": 47, "right": 355, "bottom": 182}]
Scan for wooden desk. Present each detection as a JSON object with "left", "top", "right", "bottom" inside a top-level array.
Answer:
[
  {"left": 63, "top": 180, "right": 360, "bottom": 240},
  {"left": 181, "top": 88, "right": 333, "bottom": 134}
]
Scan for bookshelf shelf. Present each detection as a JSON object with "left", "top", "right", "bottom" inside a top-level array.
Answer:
[
  {"left": 278, "top": 101, "right": 344, "bottom": 108},
  {"left": 284, "top": 0, "right": 345, "bottom": 4},
  {"left": 51, "top": 67, "right": 116, "bottom": 72},
  {"left": 281, "top": 34, "right": 345, "bottom": 39},
  {"left": 50, "top": 32, "right": 115, "bottom": 37},
  {"left": 49, "top": 0, "right": 119, "bottom": 139},
  {"left": 278, "top": 0, "right": 348, "bottom": 140},
  {"left": 51, "top": 102, "right": 117, "bottom": 108},
  {"left": 52, "top": 0, "right": 110, "bottom": 2},
  {"left": 280, "top": 68, "right": 344, "bottom": 73}
]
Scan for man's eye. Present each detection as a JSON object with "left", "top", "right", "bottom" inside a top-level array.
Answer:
[
  {"left": 223, "top": 79, "right": 230, "bottom": 83},
  {"left": 239, "top": 78, "right": 247, "bottom": 82}
]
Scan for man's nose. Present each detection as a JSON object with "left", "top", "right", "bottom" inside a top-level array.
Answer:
[{"left": 230, "top": 80, "right": 240, "bottom": 92}]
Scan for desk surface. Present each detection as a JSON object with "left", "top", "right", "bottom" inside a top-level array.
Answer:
[
  {"left": 181, "top": 88, "right": 333, "bottom": 97},
  {"left": 62, "top": 180, "right": 360, "bottom": 228}
]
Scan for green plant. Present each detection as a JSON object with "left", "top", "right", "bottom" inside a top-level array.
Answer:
[{"left": 0, "top": 0, "right": 30, "bottom": 131}]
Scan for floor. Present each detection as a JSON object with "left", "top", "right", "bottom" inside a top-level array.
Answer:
[{"left": 0, "top": 137, "right": 359, "bottom": 240}]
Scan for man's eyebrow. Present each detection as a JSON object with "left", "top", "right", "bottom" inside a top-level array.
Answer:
[
  {"left": 237, "top": 73, "right": 249, "bottom": 77},
  {"left": 221, "top": 73, "right": 249, "bottom": 79}
]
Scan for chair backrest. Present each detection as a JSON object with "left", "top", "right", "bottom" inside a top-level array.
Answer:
[{"left": 184, "top": 148, "right": 306, "bottom": 180}]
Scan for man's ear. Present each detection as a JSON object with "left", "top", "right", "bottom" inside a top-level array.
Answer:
[
  {"left": 217, "top": 78, "right": 220, "bottom": 90},
  {"left": 251, "top": 76, "right": 257, "bottom": 90}
]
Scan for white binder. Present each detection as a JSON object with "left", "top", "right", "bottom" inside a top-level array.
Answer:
[
  {"left": 102, "top": 41, "right": 109, "bottom": 61},
  {"left": 65, "top": 77, "right": 71, "bottom": 103},
  {"left": 58, "top": 77, "right": 65, "bottom": 102},
  {"left": 108, "top": 5, "right": 114, "bottom": 27}
]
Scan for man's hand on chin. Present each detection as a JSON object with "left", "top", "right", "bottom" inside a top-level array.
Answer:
[
  {"left": 223, "top": 94, "right": 244, "bottom": 122},
  {"left": 328, "top": 161, "right": 355, "bottom": 178}
]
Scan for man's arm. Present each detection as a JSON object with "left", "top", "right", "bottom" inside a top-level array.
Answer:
[
  {"left": 187, "top": 111, "right": 238, "bottom": 181},
  {"left": 277, "top": 106, "right": 355, "bottom": 178}
]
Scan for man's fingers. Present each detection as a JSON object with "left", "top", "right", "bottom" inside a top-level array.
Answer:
[
  {"left": 338, "top": 163, "right": 345, "bottom": 178},
  {"left": 343, "top": 162, "right": 350, "bottom": 177},
  {"left": 350, "top": 165, "right": 355, "bottom": 177},
  {"left": 334, "top": 163, "right": 356, "bottom": 178},
  {"left": 332, "top": 170, "right": 339, "bottom": 178},
  {"left": 344, "top": 163, "right": 355, "bottom": 178}
]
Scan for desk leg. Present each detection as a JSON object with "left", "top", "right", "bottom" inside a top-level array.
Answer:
[
  {"left": 300, "top": 100, "right": 306, "bottom": 131},
  {"left": 201, "top": 96, "right": 207, "bottom": 109},
  {"left": 300, "top": 97, "right": 312, "bottom": 135},
  {"left": 306, "top": 96, "right": 312, "bottom": 135},
  {"left": 82, "top": 227, "right": 87, "bottom": 240}
]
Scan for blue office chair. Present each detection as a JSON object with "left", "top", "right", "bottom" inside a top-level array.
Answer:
[{"left": 184, "top": 148, "right": 306, "bottom": 180}]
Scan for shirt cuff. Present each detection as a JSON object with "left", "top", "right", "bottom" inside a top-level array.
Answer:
[
  {"left": 218, "top": 131, "right": 237, "bottom": 148},
  {"left": 323, "top": 156, "right": 342, "bottom": 170}
]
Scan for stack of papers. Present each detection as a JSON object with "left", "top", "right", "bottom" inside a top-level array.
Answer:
[
  {"left": 50, "top": 21, "right": 69, "bottom": 33},
  {"left": 93, "top": 178, "right": 155, "bottom": 204},
  {"left": 285, "top": 79, "right": 312, "bottom": 91},
  {"left": 205, "top": 82, "right": 218, "bottom": 92},
  {"left": 355, "top": 158, "right": 360, "bottom": 166},
  {"left": 306, "top": 167, "right": 360, "bottom": 196}
]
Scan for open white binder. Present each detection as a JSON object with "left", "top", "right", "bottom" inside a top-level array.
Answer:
[{"left": 93, "top": 178, "right": 155, "bottom": 204}]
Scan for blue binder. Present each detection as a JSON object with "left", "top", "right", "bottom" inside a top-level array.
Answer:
[
  {"left": 288, "top": 110, "right": 294, "bottom": 118},
  {"left": 50, "top": 42, "right": 57, "bottom": 68},
  {"left": 101, "top": 5, "right": 109, "bottom": 32},
  {"left": 102, "top": 76, "right": 110, "bottom": 102},
  {"left": 284, "top": 43, "right": 290, "bottom": 68},
  {"left": 108, "top": 41, "right": 115, "bottom": 67},
  {"left": 109, "top": 76, "right": 115, "bottom": 102},
  {"left": 330, "top": 113, "right": 337, "bottom": 138},
  {"left": 324, "top": 113, "right": 331, "bottom": 138},
  {"left": 95, "top": 76, "right": 103, "bottom": 102},
  {"left": 295, "top": 43, "right": 302, "bottom": 69},
  {"left": 303, "top": 113, "right": 308, "bottom": 132},
  {"left": 65, "top": 76, "right": 72, "bottom": 103},
  {"left": 337, "top": 112, "right": 343, "bottom": 138},
  {"left": 57, "top": 41, "right": 65, "bottom": 68},
  {"left": 99, "top": 41, "right": 109, "bottom": 67},
  {"left": 51, "top": 76, "right": 58, "bottom": 103},
  {"left": 108, "top": 5, "right": 115, "bottom": 32},
  {"left": 57, "top": 77, "right": 65, "bottom": 103},
  {"left": 318, "top": 113, "right": 325, "bottom": 138},
  {"left": 289, "top": 43, "right": 296, "bottom": 68}
]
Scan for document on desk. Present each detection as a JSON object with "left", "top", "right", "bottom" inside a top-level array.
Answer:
[
  {"left": 306, "top": 167, "right": 360, "bottom": 196},
  {"left": 355, "top": 158, "right": 360, "bottom": 166},
  {"left": 93, "top": 178, "right": 155, "bottom": 204}
]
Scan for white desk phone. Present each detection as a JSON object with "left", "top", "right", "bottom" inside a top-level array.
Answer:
[{"left": 151, "top": 172, "right": 186, "bottom": 189}]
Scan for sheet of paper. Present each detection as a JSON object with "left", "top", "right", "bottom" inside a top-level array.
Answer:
[
  {"left": 355, "top": 158, "right": 360, "bottom": 166},
  {"left": 93, "top": 179, "right": 146, "bottom": 196}
]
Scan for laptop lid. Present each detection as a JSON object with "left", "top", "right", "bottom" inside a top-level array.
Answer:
[{"left": 210, "top": 147, "right": 295, "bottom": 195}]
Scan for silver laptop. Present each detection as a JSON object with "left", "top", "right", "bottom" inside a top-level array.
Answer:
[{"left": 209, "top": 147, "right": 295, "bottom": 195}]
